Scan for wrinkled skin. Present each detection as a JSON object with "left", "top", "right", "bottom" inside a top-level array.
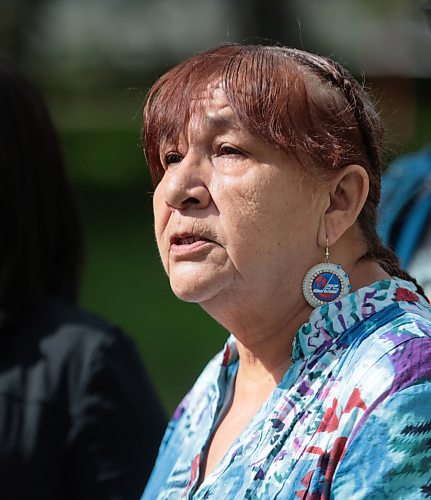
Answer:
[{"left": 153, "top": 85, "right": 327, "bottom": 327}]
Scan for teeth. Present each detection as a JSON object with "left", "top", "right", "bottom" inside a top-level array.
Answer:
[{"left": 181, "top": 236, "right": 199, "bottom": 244}]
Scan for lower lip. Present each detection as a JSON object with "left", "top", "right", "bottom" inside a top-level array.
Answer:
[{"left": 170, "top": 239, "right": 214, "bottom": 256}]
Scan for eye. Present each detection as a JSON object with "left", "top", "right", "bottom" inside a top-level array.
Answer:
[
  {"left": 219, "top": 145, "right": 244, "bottom": 156},
  {"left": 164, "top": 152, "right": 183, "bottom": 166}
]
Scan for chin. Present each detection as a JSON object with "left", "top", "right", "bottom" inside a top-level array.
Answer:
[
  {"left": 169, "top": 269, "right": 230, "bottom": 304},
  {"left": 170, "top": 279, "right": 217, "bottom": 303}
]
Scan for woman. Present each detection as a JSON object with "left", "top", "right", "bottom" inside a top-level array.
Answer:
[
  {"left": 142, "top": 44, "right": 431, "bottom": 499},
  {"left": 0, "top": 59, "right": 166, "bottom": 499}
]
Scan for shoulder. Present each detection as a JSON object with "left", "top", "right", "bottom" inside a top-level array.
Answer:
[
  {"left": 14, "top": 298, "right": 151, "bottom": 404},
  {"left": 323, "top": 287, "right": 431, "bottom": 437},
  {"left": 151, "top": 346, "right": 226, "bottom": 451},
  {"left": 165, "top": 347, "right": 226, "bottom": 432},
  {"left": 343, "top": 279, "right": 431, "bottom": 359},
  {"left": 143, "top": 346, "right": 227, "bottom": 497},
  {"left": 332, "top": 382, "right": 431, "bottom": 499},
  {"left": 24, "top": 297, "right": 133, "bottom": 356},
  {"left": 354, "top": 293, "right": 431, "bottom": 360},
  {"left": 26, "top": 300, "right": 167, "bottom": 498},
  {"left": 33, "top": 298, "right": 166, "bottom": 433},
  {"left": 324, "top": 290, "right": 431, "bottom": 497},
  {"left": 344, "top": 296, "right": 431, "bottom": 397}
]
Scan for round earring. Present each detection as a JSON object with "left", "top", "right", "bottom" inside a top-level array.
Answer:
[{"left": 302, "top": 239, "right": 351, "bottom": 308}]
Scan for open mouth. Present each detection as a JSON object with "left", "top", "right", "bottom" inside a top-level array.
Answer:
[
  {"left": 173, "top": 235, "right": 211, "bottom": 245},
  {"left": 170, "top": 233, "right": 215, "bottom": 254}
]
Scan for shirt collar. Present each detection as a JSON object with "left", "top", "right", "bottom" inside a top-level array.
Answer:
[
  {"left": 291, "top": 277, "right": 423, "bottom": 362},
  {"left": 219, "top": 278, "right": 425, "bottom": 367}
]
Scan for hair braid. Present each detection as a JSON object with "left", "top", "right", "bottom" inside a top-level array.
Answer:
[
  {"left": 283, "top": 49, "right": 383, "bottom": 170},
  {"left": 283, "top": 49, "right": 429, "bottom": 301},
  {"left": 365, "top": 235, "right": 429, "bottom": 301}
]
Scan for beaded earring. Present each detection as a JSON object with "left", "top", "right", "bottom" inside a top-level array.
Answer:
[{"left": 302, "top": 239, "right": 351, "bottom": 308}]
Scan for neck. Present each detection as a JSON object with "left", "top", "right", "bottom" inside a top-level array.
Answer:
[
  {"left": 204, "top": 290, "right": 313, "bottom": 396},
  {"left": 333, "top": 227, "right": 391, "bottom": 290},
  {"left": 202, "top": 233, "right": 389, "bottom": 403},
  {"left": 348, "top": 258, "right": 390, "bottom": 290},
  {"left": 233, "top": 304, "right": 310, "bottom": 383},
  {"left": 220, "top": 261, "right": 388, "bottom": 407}
]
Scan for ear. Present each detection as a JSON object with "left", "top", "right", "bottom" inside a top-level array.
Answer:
[{"left": 318, "top": 164, "right": 369, "bottom": 247}]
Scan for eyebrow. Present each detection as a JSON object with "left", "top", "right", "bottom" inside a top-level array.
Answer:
[{"left": 205, "top": 114, "right": 240, "bottom": 130}]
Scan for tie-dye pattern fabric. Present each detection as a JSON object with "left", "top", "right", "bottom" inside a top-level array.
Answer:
[{"left": 143, "top": 279, "right": 431, "bottom": 499}]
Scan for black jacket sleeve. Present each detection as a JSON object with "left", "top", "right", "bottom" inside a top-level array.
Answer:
[{"left": 64, "top": 327, "right": 167, "bottom": 500}]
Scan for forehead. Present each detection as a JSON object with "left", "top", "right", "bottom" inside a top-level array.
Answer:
[
  {"left": 188, "top": 82, "right": 237, "bottom": 128},
  {"left": 161, "top": 82, "right": 241, "bottom": 149}
]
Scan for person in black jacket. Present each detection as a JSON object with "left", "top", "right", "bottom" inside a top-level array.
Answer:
[{"left": 0, "top": 58, "right": 166, "bottom": 499}]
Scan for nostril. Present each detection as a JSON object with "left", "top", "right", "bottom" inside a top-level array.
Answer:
[
  {"left": 185, "top": 197, "right": 200, "bottom": 205},
  {"left": 165, "top": 181, "right": 210, "bottom": 210}
]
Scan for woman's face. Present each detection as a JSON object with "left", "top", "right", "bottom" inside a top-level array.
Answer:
[{"left": 153, "top": 85, "right": 327, "bottom": 312}]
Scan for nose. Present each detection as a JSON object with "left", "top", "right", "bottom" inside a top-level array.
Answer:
[{"left": 163, "top": 156, "right": 211, "bottom": 211}]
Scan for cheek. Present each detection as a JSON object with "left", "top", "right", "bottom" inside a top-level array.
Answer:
[
  {"left": 216, "top": 184, "right": 280, "bottom": 267},
  {"left": 220, "top": 178, "right": 318, "bottom": 261},
  {"left": 153, "top": 185, "right": 170, "bottom": 258},
  {"left": 220, "top": 178, "right": 285, "bottom": 234},
  {"left": 218, "top": 175, "right": 269, "bottom": 219}
]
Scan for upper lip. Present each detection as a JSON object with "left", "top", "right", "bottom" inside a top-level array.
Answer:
[{"left": 170, "top": 232, "right": 215, "bottom": 246}]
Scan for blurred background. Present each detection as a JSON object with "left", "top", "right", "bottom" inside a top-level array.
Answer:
[{"left": 1, "top": 0, "right": 430, "bottom": 414}]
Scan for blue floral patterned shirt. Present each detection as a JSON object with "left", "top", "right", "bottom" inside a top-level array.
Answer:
[{"left": 143, "top": 279, "right": 431, "bottom": 499}]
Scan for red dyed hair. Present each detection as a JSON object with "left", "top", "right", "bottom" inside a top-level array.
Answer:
[{"left": 142, "top": 43, "right": 426, "bottom": 298}]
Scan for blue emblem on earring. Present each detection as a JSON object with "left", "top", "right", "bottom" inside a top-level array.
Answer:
[{"left": 302, "top": 239, "right": 351, "bottom": 308}]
